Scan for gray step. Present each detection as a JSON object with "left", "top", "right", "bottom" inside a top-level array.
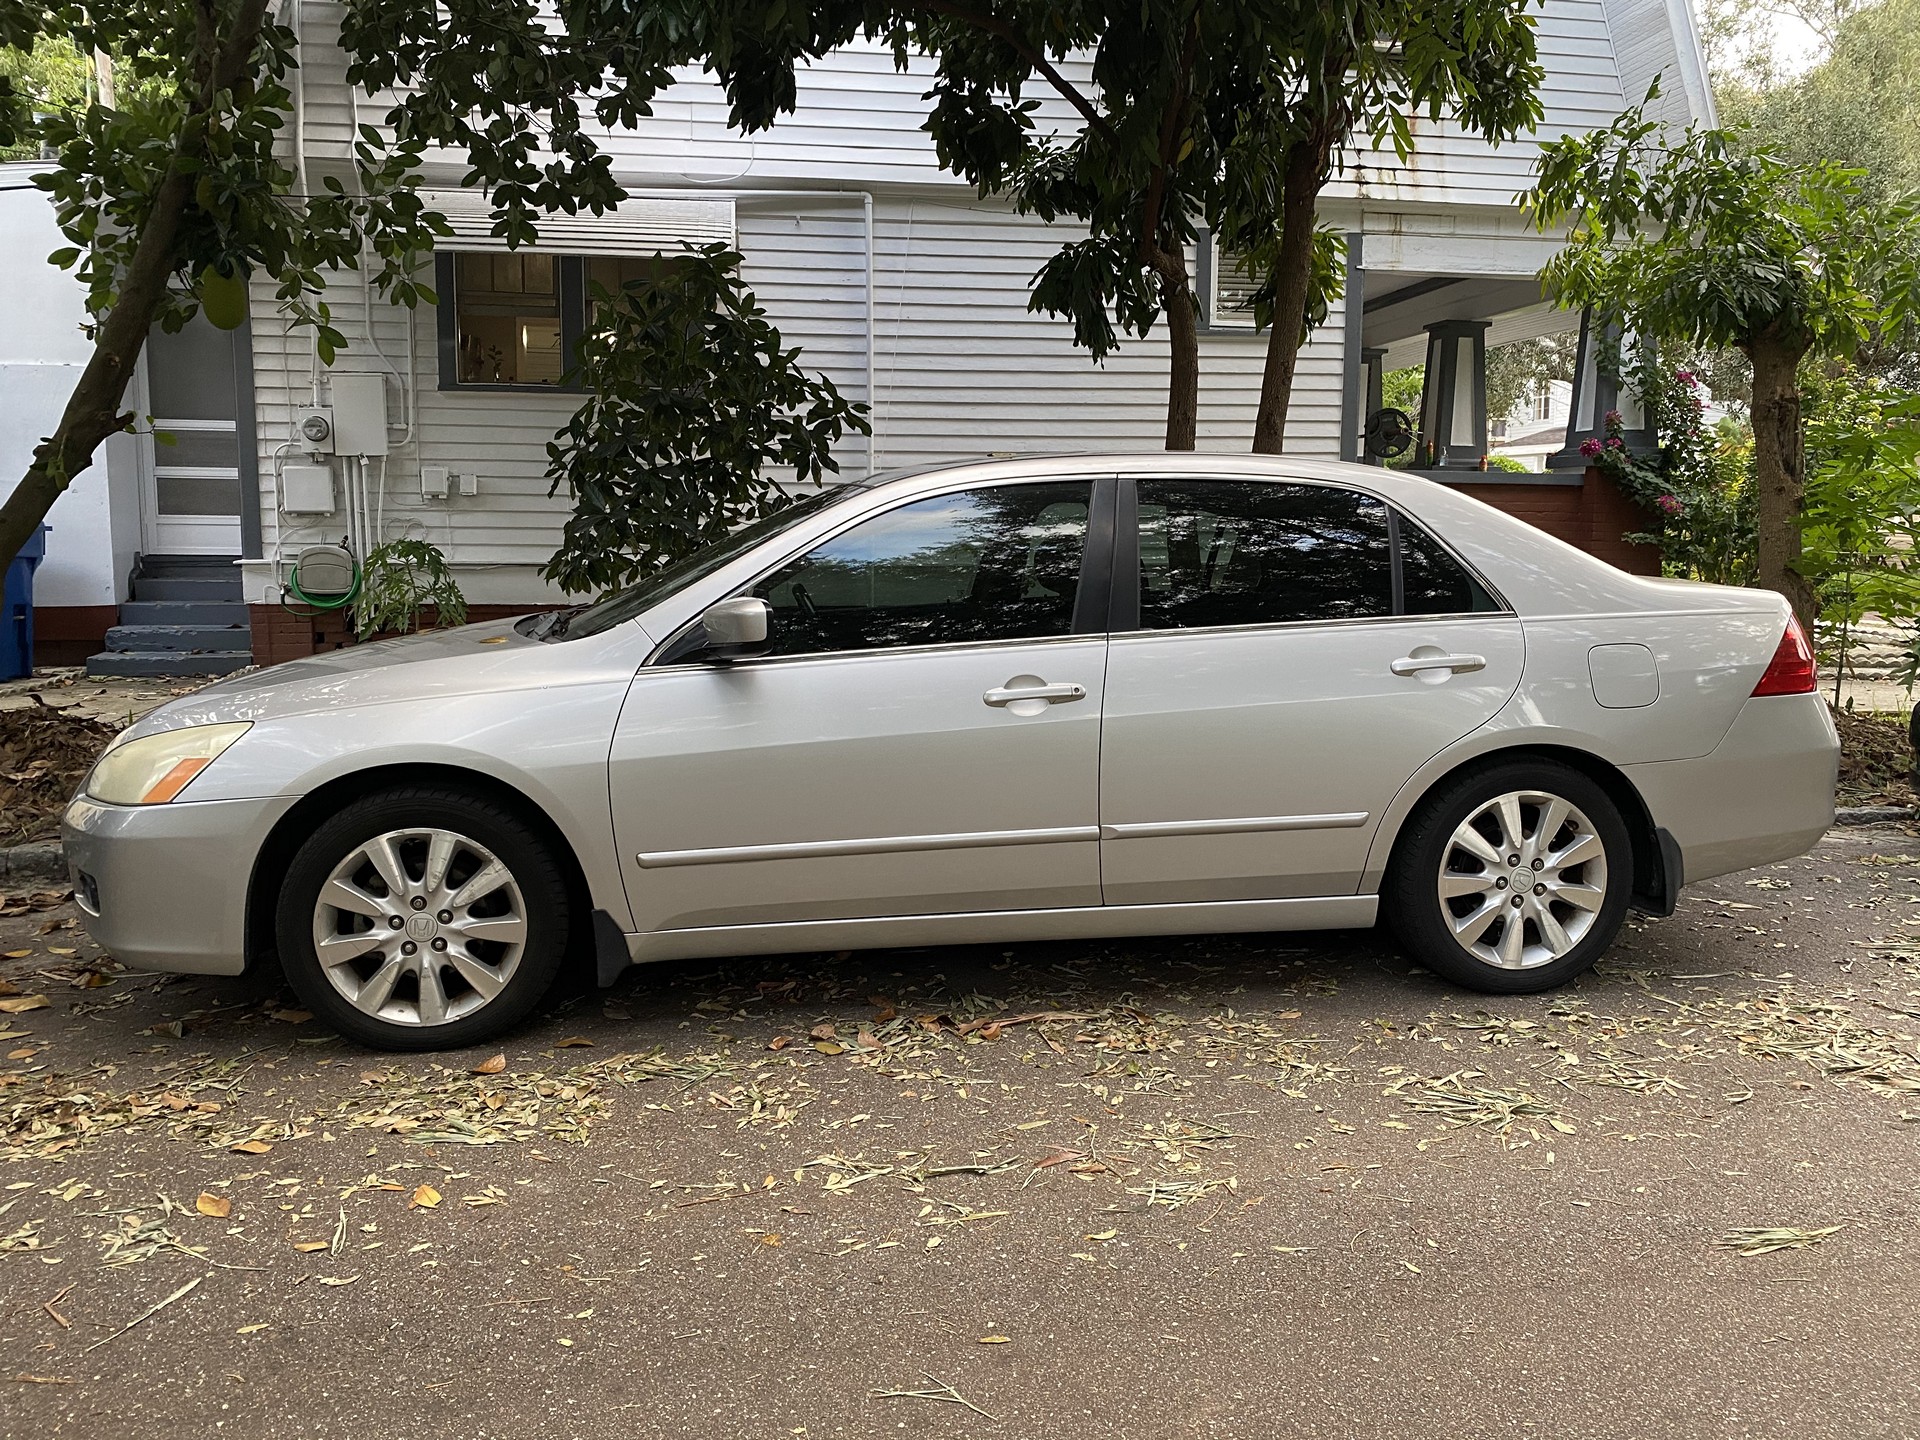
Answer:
[
  {"left": 85, "top": 650, "right": 255, "bottom": 678},
  {"left": 119, "top": 600, "right": 250, "bottom": 627},
  {"left": 105, "top": 624, "right": 251, "bottom": 653},
  {"left": 139, "top": 554, "right": 239, "bottom": 577},
  {"left": 131, "top": 576, "right": 243, "bottom": 602}
]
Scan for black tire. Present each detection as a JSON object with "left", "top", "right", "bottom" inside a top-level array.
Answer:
[
  {"left": 1383, "top": 759, "right": 1632, "bottom": 994},
  {"left": 274, "top": 785, "right": 571, "bottom": 1050}
]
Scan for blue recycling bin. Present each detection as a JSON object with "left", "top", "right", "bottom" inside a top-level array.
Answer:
[{"left": 1, "top": 525, "right": 49, "bottom": 680}]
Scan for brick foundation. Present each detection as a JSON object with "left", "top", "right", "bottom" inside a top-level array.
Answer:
[
  {"left": 1448, "top": 465, "right": 1660, "bottom": 576},
  {"left": 247, "top": 603, "right": 538, "bottom": 666}
]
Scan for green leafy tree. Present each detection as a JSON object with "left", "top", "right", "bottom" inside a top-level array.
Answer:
[
  {"left": 1526, "top": 100, "right": 1920, "bottom": 626},
  {"left": 542, "top": 244, "right": 869, "bottom": 595},
  {"left": 1226, "top": 0, "right": 1548, "bottom": 453},
  {"left": 0, "top": 0, "right": 445, "bottom": 575}
]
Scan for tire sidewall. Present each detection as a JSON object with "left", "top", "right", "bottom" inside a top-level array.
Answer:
[
  {"left": 1387, "top": 760, "right": 1633, "bottom": 994},
  {"left": 274, "top": 789, "right": 570, "bottom": 1050}
]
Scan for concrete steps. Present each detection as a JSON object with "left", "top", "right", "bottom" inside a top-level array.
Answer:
[{"left": 85, "top": 556, "right": 252, "bottom": 678}]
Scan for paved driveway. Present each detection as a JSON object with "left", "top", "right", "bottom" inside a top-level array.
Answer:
[{"left": 3, "top": 827, "right": 1919, "bottom": 1438}]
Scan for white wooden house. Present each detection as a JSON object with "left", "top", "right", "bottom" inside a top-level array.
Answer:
[{"left": 8, "top": 0, "right": 1715, "bottom": 670}]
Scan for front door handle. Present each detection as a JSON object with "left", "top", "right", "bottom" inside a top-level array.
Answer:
[
  {"left": 1391, "top": 653, "right": 1487, "bottom": 676},
  {"left": 984, "top": 680, "right": 1088, "bottom": 707}
]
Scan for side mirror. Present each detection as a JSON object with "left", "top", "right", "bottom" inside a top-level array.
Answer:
[{"left": 698, "top": 596, "right": 771, "bottom": 662}]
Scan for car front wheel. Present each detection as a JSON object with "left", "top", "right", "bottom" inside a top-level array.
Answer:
[
  {"left": 1384, "top": 760, "right": 1632, "bottom": 993},
  {"left": 274, "top": 786, "right": 571, "bottom": 1050}
]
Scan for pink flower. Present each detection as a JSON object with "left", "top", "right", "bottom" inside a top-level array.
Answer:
[
  {"left": 1579, "top": 437, "right": 1603, "bottom": 458},
  {"left": 1655, "top": 493, "right": 1683, "bottom": 516},
  {"left": 1677, "top": 369, "right": 1697, "bottom": 387},
  {"left": 1606, "top": 436, "right": 1625, "bottom": 450},
  {"left": 1604, "top": 409, "right": 1623, "bottom": 427}
]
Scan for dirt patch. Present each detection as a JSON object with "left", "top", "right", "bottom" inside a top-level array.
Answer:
[
  {"left": 0, "top": 705, "right": 118, "bottom": 846},
  {"left": 1834, "top": 706, "right": 1915, "bottom": 807}
]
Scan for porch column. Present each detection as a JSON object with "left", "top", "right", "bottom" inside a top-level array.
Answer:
[
  {"left": 1359, "top": 346, "right": 1388, "bottom": 465},
  {"left": 1418, "top": 319, "right": 1490, "bottom": 470},
  {"left": 1547, "top": 309, "right": 1658, "bottom": 470}
]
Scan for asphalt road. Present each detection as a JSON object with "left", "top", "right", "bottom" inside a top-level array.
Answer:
[{"left": 4, "top": 827, "right": 1920, "bottom": 1439}]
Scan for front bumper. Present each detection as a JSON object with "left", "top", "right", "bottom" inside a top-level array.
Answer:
[
  {"left": 1625, "top": 694, "right": 1839, "bottom": 887},
  {"left": 61, "top": 793, "right": 298, "bottom": 976}
]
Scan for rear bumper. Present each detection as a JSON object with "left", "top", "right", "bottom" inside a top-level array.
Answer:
[
  {"left": 60, "top": 793, "right": 295, "bottom": 976},
  {"left": 1625, "top": 694, "right": 1838, "bottom": 887}
]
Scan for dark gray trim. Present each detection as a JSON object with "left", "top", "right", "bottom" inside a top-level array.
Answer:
[
  {"left": 1072, "top": 477, "right": 1117, "bottom": 636},
  {"left": 1338, "top": 233, "right": 1365, "bottom": 463},
  {"left": 434, "top": 251, "right": 459, "bottom": 390},
  {"left": 1419, "top": 320, "right": 1491, "bottom": 470},
  {"left": 1547, "top": 308, "right": 1659, "bottom": 470},
  {"left": 231, "top": 320, "right": 262, "bottom": 559},
  {"left": 435, "top": 250, "right": 590, "bottom": 393},
  {"left": 1362, "top": 276, "right": 1464, "bottom": 315}
]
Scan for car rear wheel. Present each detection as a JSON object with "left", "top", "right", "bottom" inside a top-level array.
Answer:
[
  {"left": 1384, "top": 760, "right": 1632, "bottom": 993},
  {"left": 275, "top": 786, "right": 571, "bottom": 1050}
]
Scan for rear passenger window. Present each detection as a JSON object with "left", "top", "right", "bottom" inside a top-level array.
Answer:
[
  {"left": 1136, "top": 480, "right": 1393, "bottom": 629},
  {"left": 1398, "top": 516, "right": 1497, "bottom": 615}
]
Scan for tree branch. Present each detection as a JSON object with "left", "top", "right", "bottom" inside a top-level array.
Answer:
[{"left": 920, "top": 0, "right": 1121, "bottom": 152}]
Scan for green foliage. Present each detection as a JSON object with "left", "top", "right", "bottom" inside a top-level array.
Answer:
[
  {"left": 13, "top": 2, "right": 446, "bottom": 353},
  {"left": 1486, "top": 333, "right": 1578, "bottom": 422},
  {"left": 0, "top": 34, "right": 88, "bottom": 160},
  {"left": 1527, "top": 96, "right": 1920, "bottom": 364},
  {"left": 1483, "top": 454, "right": 1531, "bottom": 473},
  {"left": 355, "top": 538, "right": 468, "bottom": 637},
  {"left": 541, "top": 243, "right": 869, "bottom": 596},
  {"left": 1800, "top": 368, "right": 1920, "bottom": 648},
  {"left": 1594, "top": 361, "right": 1757, "bottom": 587}
]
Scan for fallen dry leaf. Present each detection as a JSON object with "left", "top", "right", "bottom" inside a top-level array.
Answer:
[
  {"left": 194, "top": 1193, "right": 231, "bottom": 1219},
  {"left": 292, "top": 1241, "right": 329, "bottom": 1253},
  {"left": 978, "top": 1335, "right": 1011, "bottom": 1345},
  {"left": 229, "top": 1139, "right": 273, "bottom": 1155},
  {"left": 472, "top": 1054, "right": 507, "bottom": 1075},
  {"left": 270, "top": 1009, "right": 311, "bottom": 1024},
  {"left": 410, "top": 1184, "right": 442, "bottom": 1210},
  {"left": 0, "top": 996, "right": 49, "bottom": 1015},
  {"left": 554, "top": 1036, "right": 594, "bottom": 1049}
]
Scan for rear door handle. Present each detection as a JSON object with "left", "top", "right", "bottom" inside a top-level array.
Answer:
[
  {"left": 1391, "top": 653, "right": 1487, "bottom": 676},
  {"left": 984, "top": 682, "right": 1087, "bottom": 707}
]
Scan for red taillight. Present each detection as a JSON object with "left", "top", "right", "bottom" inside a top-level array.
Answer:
[{"left": 1751, "top": 615, "right": 1817, "bottom": 696}]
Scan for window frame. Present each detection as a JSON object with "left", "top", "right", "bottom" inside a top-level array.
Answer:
[
  {"left": 646, "top": 476, "right": 1119, "bottom": 668},
  {"left": 434, "top": 251, "right": 594, "bottom": 393},
  {"left": 1111, "top": 476, "right": 1511, "bottom": 636}
]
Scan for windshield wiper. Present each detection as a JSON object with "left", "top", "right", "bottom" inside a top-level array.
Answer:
[{"left": 529, "top": 606, "right": 586, "bottom": 642}]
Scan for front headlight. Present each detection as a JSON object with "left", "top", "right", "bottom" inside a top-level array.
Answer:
[{"left": 84, "top": 723, "right": 252, "bottom": 805}]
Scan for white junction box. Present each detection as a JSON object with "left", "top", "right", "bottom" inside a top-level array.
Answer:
[
  {"left": 282, "top": 461, "right": 336, "bottom": 514},
  {"left": 329, "top": 373, "right": 389, "bottom": 456},
  {"left": 457, "top": 471, "right": 479, "bottom": 497},
  {"left": 421, "top": 465, "right": 450, "bottom": 499}
]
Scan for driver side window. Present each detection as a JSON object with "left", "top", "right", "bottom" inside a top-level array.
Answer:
[{"left": 751, "top": 482, "right": 1092, "bottom": 658}]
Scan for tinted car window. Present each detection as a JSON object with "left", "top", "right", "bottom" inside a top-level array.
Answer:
[
  {"left": 752, "top": 482, "right": 1091, "bottom": 657},
  {"left": 1399, "top": 514, "right": 1497, "bottom": 615},
  {"left": 1136, "top": 480, "right": 1392, "bottom": 629}
]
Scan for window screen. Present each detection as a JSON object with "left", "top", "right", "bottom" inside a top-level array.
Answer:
[
  {"left": 752, "top": 482, "right": 1092, "bottom": 657},
  {"left": 1136, "top": 481, "right": 1393, "bottom": 629}
]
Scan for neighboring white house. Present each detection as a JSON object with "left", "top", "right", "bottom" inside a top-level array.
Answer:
[{"left": 10, "top": 0, "right": 1715, "bottom": 667}]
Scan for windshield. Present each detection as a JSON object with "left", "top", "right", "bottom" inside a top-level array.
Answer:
[{"left": 551, "top": 487, "right": 855, "bottom": 641}]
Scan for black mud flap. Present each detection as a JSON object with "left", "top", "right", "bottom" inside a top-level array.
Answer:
[
  {"left": 592, "top": 910, "right": 631, "bottom": 988},
  {"left": 1632, "top": 828, "right": 1684, "bottom": 917}
]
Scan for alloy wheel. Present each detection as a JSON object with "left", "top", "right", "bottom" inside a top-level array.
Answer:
[
  {"left": 309, "top": 827, "right": 528, "bottom": 1026},
  {"left": 1436, "top": 790, "right": 1609, "bottom": 971}
]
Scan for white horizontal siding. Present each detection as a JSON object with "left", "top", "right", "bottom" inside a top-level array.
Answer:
[
  {"left": 290, "top": 0, "right": 1705, "bottom": 212},
  {"left": 247, "top": 196, "right": 1347, "bottom": 591}
]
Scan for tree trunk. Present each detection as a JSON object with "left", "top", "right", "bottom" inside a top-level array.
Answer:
[
  {"left": 0, "top": 0, "right": 271, "bottom": 576},
  {"left": 1251, "top": 137, "right": 1333, "bottom": 455},
  {"left": 1161, "top": 258, "right": 1199, "bottom": 451},
  {"left": 1749, "top": 332, "right": 1817, "bottom": 631}
]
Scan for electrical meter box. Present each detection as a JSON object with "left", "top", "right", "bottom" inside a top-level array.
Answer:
[
  {"left": 329, "top": 373, "right": 390, "bottom": 456},
  {"left": 281, "top": 461, "right": 336, "bottom": 514}
]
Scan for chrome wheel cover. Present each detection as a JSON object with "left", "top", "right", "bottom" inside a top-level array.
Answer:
[
  {"left": 1436, "top": 790, "right": 1609, "bottom": 971},
  {"left": 310, "top": 827, "right": 528, "bottom": 1027}
]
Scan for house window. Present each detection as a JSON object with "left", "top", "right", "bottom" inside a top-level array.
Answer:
[
  {"left": 1201, "top": 235, "right": 1261, "bottom": 331},
  {"left": 435, "top": 252, "right": 680, "bottom": 391}
]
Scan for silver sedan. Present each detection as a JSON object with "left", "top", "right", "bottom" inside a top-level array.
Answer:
[{"left": 63, "top": 455, "right": 1838, "bottom": 1049}]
